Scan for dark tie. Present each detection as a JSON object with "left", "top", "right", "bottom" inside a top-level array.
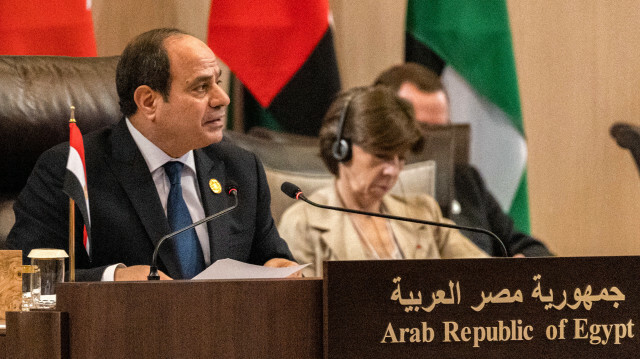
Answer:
[{"left": 163, "top": 161, "right": 205, "bottom": 279}]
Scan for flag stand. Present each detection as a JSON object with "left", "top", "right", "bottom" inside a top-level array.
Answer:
[
  {"left": 68, "top": 105, "right": 77, "bottom": 283},
  {"left": 69, "top": 198, "right": 76, "bottom": 282},
  {"left": 64, "top": 105, "right": 92, "bottom": 282}
]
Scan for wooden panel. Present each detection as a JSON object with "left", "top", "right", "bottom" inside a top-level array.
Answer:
[
  {"left": 0, "top": 329, "right": 5, "bottom": 359},
  {"left": 91, "top": 0, "right": 211, "bottom": 56},
  {"left": 508, "top": 1, "right": 640, "bottom": 256},
  {"left": 5, "top": 311, "right": 68, "bottom": 359},
  {"left": 328, "top": 0, "right": 407, "bottom": 88},
  {"left": 0, "top": 251, "right": 21, "bottom": 320},
  {"left": 56, "top": 279, "right": 322, "bottom": 358}
]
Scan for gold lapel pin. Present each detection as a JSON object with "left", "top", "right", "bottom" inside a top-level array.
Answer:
[{"left": 209, "top": 179, "right": 222, "bottom": 194}]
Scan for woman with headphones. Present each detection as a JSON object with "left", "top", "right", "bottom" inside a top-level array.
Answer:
[{"left": 278, "top": 86, "right": 488, "bottom": 277}]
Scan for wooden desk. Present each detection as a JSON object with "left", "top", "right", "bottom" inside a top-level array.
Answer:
[
  {"left": 5, "top": 257, "right": 640, "bottom": 358},
  {"left": 0, "top": 320, "right": 5, "bottom": 359},
  {"left": 6, "top": 278, "right": 323, "bottom": 358}
]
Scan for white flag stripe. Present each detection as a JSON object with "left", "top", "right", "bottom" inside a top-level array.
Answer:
[
  {"left": 66, "top": 147, "right": 91, "bottom": 226},
  {"left": 442, "top": 67, "right": 527, "bottom": 211}
]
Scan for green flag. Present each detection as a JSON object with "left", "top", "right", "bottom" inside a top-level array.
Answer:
[{"left": 406, "top": 0, "right": 530, "bottom": 233}]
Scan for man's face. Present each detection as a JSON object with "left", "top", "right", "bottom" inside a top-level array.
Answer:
[
  {"left": 153, "top": 35, "right": 230, "bottom": 157},
  {"left": 397, "top": 82, "right": 449, "bottom": 125}
]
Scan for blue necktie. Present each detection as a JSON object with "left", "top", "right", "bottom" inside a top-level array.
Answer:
[{"left": 163, "top": 161, "right": 205, "bottom": 279}]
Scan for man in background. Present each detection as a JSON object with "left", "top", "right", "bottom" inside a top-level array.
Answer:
[
  {"left": 8, "top": 28, "right": 297, "bottom": 280},
  {"left": 375, "top": 63, "right": 552, "bottom": 257}
]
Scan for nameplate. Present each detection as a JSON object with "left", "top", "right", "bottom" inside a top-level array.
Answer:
[{"left": 323, "top": 257, "right": 640, "bottom": 358}]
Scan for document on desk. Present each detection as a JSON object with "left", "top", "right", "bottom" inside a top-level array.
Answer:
[{"left": 192, "top": 258, "right": 309, "bottom": 280}]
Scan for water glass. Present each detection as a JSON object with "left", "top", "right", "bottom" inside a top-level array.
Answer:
[
  {"left": 20, "top": 265, "right": 41, "bottom": 311},
  {"left": 28, "top": 249, "right": 67, "bottom": 309}
]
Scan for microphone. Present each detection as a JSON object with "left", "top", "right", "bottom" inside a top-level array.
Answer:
[
  {"left": 610, "top": 123, "right": 640, "bottom": 175},
  {"left": 280, "top": 181, "right": 508, "bottom": 257},
  {"left": 147, "top": 181, "right": 239, "bottom": 280},
  {"left": 610, "top": 122, "right": 640, "bottom": 150}
]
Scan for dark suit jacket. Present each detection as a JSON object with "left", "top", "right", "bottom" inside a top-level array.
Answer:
[
  {"left": 7, "top": 120, "right": 293, "bottom": 281},
  {"left": 450, "top": 164, "right": 553, "bottom": 257}
]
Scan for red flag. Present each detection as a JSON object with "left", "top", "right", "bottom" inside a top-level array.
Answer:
[
  {"left": 0, "top": 0, "right": 97, "bottom": 56},
  {"left": 208, "top": 0, "right": 341, "bottom": 136},
  {"left": 63, "top": 112, "right": 92, "bottom": 257},
  {"left": 208, "top": 1, "right": 329, "bottom": 107}
]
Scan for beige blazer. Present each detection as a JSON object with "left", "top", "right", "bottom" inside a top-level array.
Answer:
[{"left": 278, "top": 185, "right": 489, "bottom": 277}]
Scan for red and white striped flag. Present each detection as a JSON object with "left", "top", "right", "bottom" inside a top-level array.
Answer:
[{"left": 63, "top": 108, "right": 91, "bottom": 257}]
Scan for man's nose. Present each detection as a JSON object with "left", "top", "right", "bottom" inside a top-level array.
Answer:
[{"left": 209, "top": 84, "right": 230, "bottom": 108}]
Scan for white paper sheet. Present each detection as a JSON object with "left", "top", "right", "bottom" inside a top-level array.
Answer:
[{"left": 192, "top": 258, "right": 309, "bottom": 280}]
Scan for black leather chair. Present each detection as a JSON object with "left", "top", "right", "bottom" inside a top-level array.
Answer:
[
  {"left": 412, "top": 122, "right": 470, "bottom": 216},
  {"left": 0, "top": 56, "right": 121, "bottom": 247}
]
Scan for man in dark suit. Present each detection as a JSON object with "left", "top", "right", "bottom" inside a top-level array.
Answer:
[
  {"left": 8, "top": 28, "right": 296, "bottom": 281},
  {"left": 375, "top": 63, "right": 553, "bottom": 257}
]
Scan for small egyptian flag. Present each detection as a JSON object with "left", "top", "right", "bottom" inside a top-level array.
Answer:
[
  {"left": 0, "top": 0, "right": 96, "bottom": 56},
  {"left": 208, "top": 0, "right": 341, "bottom": 136},
  {"left": 63, "top": 107, "right": 92, "bottom": 257}
]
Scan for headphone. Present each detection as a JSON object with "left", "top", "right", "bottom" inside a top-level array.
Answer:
[{"left": 331, "top": 94, "right": 355, "bottom": 162}]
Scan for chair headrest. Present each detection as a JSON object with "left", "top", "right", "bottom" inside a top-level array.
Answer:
[{"left": 0, "top": 56, "right": 121, "bottom": 192}]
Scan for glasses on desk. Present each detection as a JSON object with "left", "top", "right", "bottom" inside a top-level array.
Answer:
[{"left": 19, "top": 265, "right": 40, "bottom": 311}]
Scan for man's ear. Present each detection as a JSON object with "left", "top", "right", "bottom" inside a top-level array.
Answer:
[{"left": 133, "top": 85, "right": 159, "bottom": 119}]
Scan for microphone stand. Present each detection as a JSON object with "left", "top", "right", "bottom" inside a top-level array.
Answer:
[
  {"left": 148, "top": 190, "right": 238, "bottom": 280},
  {"left": 282, "top": 182, "right": 508, "bottom": 257}
]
